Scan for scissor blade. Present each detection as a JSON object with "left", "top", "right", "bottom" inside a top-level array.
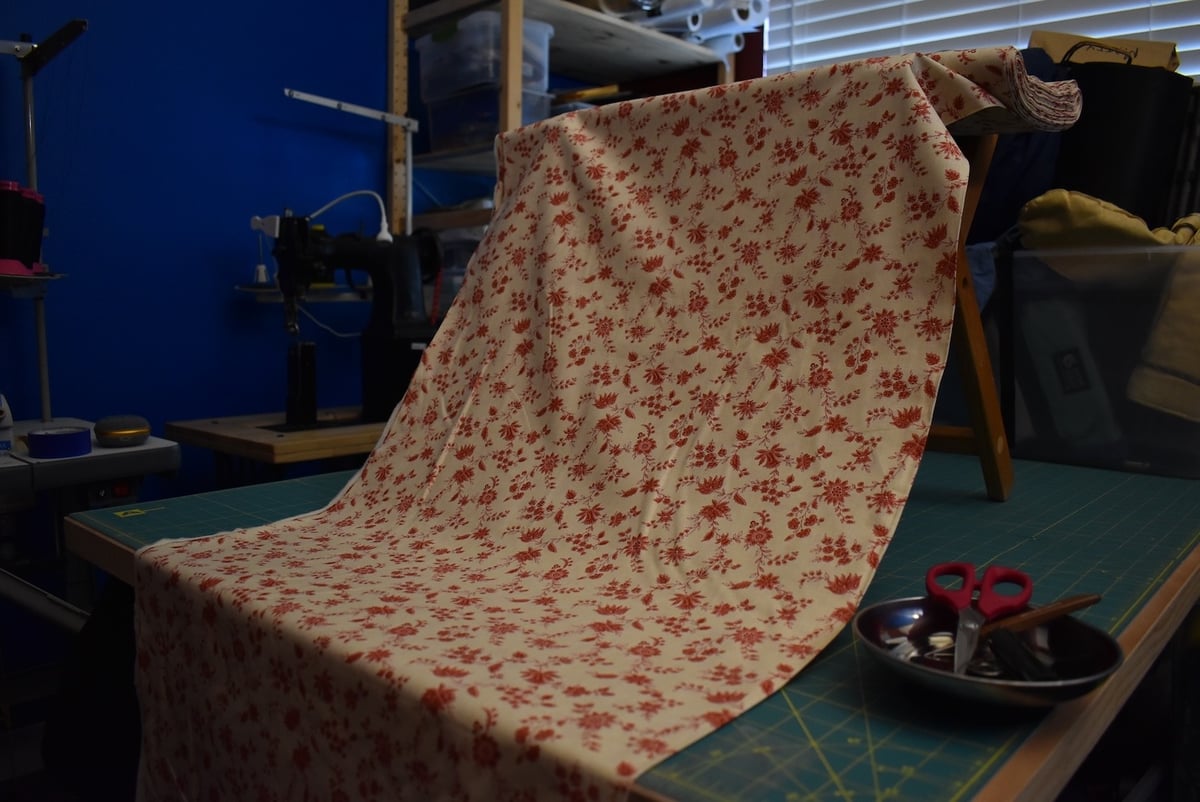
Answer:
[{"left": 954, "top": 608, "right": 985, "bottom": 674}]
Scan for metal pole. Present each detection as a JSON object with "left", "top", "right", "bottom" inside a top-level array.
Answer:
[
  {"left": 282, "top": 87, "right": 419, "bottom": 236},
  {"left": 22, "top": 70, "right": 38, "bottom": 189},
  {"left": 22, "top": 71, "right": 53, "bottom": 421},
  {"left": 34, "top": 298, "right": 52, "bottom": 421},
  {"left": 20, "top": 69, "right": 54, "bottom": 422},
  {"left": 406, "top": 129, "right": 414, "bottom": 236},
  {"left": 5, "top": 20, "right": 87, "bottom": 422}
]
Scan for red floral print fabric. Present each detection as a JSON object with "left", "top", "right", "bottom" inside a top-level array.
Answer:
[{"left": 134, "top": 48, "right": 1079, "bottom": 801}]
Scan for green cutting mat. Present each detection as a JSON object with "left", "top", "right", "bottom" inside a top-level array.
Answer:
[
  {"left": 70, "top": 470, "right": 357, "bottom": 552},
  {"left": 67, "top": 454, "right": 1200, "bottom": 801},
  {"left": 639, "top": 454, "right": 1200, "bottom": 802}
]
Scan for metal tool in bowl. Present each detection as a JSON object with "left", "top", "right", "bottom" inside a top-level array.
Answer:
[
  {"left": 852, "top": 596, "right": 1123, "bottom": 707},
  {"left": 925, "top": 561, "right": 1033, "bottom": 674}
]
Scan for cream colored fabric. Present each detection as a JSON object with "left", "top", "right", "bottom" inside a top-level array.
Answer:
[{"left": 133, "top": 49, "right": 1082, "bottom": 802}]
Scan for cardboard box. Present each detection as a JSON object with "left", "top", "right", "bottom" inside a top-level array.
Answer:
[{"left": 1028, "top": 30, "right": 1180, "bottom": 70}]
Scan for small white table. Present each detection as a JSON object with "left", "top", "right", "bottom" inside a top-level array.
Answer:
[{"left": 0, "top": 417, "right": 180, "bottom": 623}]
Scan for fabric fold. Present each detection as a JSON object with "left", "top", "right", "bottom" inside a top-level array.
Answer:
[{"left": 921, "top": 49, "right": 1082, "bottom": 135}]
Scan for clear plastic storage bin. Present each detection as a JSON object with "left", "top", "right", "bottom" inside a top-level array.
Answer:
[
  {"left": 426, "top": 87, "right": 552, "bottom": 151},
  {"left": 415, "top": 11, "right": 554, "bottom": 102},
  {"left": 1006, "top": 246, "right": 1200, "bottom": 478}
]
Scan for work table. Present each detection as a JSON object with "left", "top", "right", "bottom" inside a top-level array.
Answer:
[{"left": 64, "top": 451, "right": 1200, "bottom": 800}]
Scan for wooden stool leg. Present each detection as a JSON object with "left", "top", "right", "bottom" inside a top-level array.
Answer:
[{"left": 927, "top": 134, "right": 1015, "bottom": 501}]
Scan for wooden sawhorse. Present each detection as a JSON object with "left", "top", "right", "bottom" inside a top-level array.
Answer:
[{"left": 927, "top": 134, "right": 1014, "bottom": 501}]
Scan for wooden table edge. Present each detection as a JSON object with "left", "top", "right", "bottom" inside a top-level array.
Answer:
[
  {"left": 166, "top": 409, "right": 385, "bottom": 465},
  {"left": 972, "top": 539, "right": 1200, "bottom": 802},
  {"left": 65, "top": 516, "right": 136, "bottom": 586}
]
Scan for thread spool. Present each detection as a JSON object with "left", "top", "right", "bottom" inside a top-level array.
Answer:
[
  {"left": 19, "top": 188, "right": 45, "bottom": 271},
  {"left": 0, "top": 181, "right": 43, "bottom": 275}
]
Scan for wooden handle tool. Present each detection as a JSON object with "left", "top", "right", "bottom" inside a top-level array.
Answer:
[{"left": 980, "top": 593, "right": 1102, "bottom": 638}]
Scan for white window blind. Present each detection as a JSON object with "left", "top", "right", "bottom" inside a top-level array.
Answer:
[{"left": 765, "top": 0, "right": 1200, "bottom": 79}]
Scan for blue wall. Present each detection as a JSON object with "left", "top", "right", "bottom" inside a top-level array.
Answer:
[{"left": 0, "top": 2, "right": 438, "bottom": 492}]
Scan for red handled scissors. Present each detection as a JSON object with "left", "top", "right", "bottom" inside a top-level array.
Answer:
[{"left": 925, "top": 562, "right": 1033, "bottom": 674}]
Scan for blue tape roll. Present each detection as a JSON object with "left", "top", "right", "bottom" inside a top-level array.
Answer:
[{"left": 27, "top": 426, "right": 93, "bottom": 459}]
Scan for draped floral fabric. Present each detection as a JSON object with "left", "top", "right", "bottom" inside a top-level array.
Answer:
[{"left": 134, "top": 48, "right": 1079, "bottom": 801}]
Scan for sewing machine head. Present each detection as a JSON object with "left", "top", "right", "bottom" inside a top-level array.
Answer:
[
  {"left": 252, "top": 209, "right": 428, "bottom": 336},
  {"left": 271, "top": 212, "right": 333, "bottom": 335},
  {"left": 250, "top": 208, "right": 437, "bottom": 423}
]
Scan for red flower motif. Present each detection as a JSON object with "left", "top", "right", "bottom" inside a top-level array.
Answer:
[
  {"left": 473, "top": 734, "right": 500, "bottom": 767},
  {"left": 420, "top": 684, "right": 455, "bottom": 713},
  {"left": 578, "top": 710, "right": 616, "bottom": 730},
  {"left": 826, "top": 573, "right": 862, "bottom": 594},
  {"left": 699, "top": 500, "right": 731, "bottom": 522},
  {"left": 702, "top": 709, "right": 736, "bottom": 728},
  {"left": 628, "top": 641, "right": 661, "bottom": 658},
  {"left": 523, "top": 668, "right": 558, "bottom": 685},
  {"left": 756, "top": 444, "right": 786, "bottom": 468}
]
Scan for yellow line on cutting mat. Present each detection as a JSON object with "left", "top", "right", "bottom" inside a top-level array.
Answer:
[
  {"left": 112, "top": 507, "right": 166, "bottom": 518},
  {"left": 781, "top": 688, "right": 852, "bottom": 800},
  {"left": 947, "top": 731, "right": 1023, "bottom": 802},
  {"left": 851, "top": 639, "right": 884, "bottom": 801},
  {"left": 1108, "top": 527, "right": 1200, "bottom": 635}
]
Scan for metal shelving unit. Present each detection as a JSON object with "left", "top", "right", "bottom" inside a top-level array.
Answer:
[{"left": 1, "top": 19, "right": 88, "bottom": 423}]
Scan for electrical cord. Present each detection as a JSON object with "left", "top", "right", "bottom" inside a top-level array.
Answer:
[
  {"left": 308, "top": 189, "right": 393, "bottom": 242},
  {"left": 296, "top": 303, "right": 361, "bottom": 339}
]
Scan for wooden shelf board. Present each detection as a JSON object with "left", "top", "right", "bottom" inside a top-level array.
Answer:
[{"left": 405, "top": 0, "right": 723, "bottom": 84}]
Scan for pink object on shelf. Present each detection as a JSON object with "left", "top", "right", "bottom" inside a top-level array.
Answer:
[{"left": 0, "top": 258, "right": 34, "bottom": 276}]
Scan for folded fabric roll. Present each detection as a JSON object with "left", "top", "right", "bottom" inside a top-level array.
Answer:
[{"left": 937, "top": 48, "right": 1082, "bottom": 135}]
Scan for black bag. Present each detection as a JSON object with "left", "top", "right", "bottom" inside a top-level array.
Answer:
[{"left": 1052, "top": 41, "right": 1194, "bottom": 229}]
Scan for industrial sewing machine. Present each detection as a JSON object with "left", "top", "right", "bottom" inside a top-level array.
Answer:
[{"left": 252, "top": 209, "right": 437, "bottom": 426}]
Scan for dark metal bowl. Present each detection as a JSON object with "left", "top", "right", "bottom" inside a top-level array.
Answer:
[{"left": 852, "top": 596, "right": 1124, "bottom": 707}]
